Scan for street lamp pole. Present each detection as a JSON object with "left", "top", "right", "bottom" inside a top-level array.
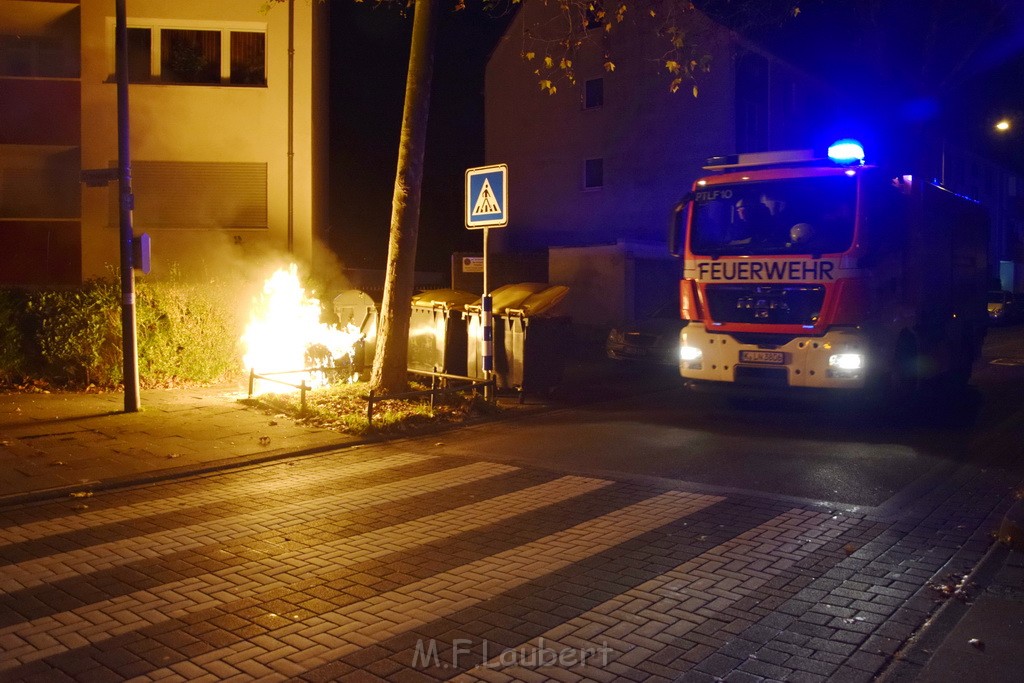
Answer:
[{"left": 115, "top": 0, "right": 140, "bottom": 412}]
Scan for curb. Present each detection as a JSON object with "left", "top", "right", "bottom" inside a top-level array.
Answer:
[
  {"left": 0, "top": 437, "right": 374, "bottom": 509},
  {"left": 998, "top": 498, "right": 1024, "bottom": 551},
  {"left": 0, "top": 391, "right": 574, "bottom": 510},
  {"left": 877, "top": 487, "right": 1024, "bottom": 683},
  {"left": 877, "top": 538, "right": 1009, "bottom": 682}
]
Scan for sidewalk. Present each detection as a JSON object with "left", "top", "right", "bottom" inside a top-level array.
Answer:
[
  {"left": 0, "top": 381, "right": 362, "bottom": 506},
  {"left": 1, "top": 374, "right": 1022, "bottom": 682}
]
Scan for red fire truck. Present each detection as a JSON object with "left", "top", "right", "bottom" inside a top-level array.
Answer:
[{"left": 668, "top": 141, "right": 990, "bottom": 399}]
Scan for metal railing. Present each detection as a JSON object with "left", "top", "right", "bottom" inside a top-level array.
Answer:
[
  {"left": 247, "top": 367, "right": 496, "bottom": 427},
  {"left": 366, "top": 369, "right": 496, "bottom": 429},
  {"left": 248, "top": 368, "right": 325, "bottom": 413}
]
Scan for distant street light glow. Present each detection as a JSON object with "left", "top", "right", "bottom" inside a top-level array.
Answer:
[{"left": 995, "top": 119, "right": 1011, "bottom": 132}]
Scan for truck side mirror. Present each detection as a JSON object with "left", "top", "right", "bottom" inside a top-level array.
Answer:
[{"left": 668, "top": 193, "right": 692, "bottom": 257}]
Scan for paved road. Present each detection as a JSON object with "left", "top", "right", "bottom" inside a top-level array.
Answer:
[
  {"left": 0, "top": 435, "right": 1013, "bottom": 681},
  {"left": 1, "top": 327, "right": 1021, "bottom": 681}
]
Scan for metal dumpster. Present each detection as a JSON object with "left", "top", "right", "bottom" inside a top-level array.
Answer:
[
  {"left": 500, "top": 286, "right": 570, "bottom": 394},
  {"left": 463, "top": 283, "right": 549, "bottom": 384},
  {"left": 333, "top": 289, "right": 378, "bottom": 380},
  {"left": 407, "top": 289, "right": 478, "bottom": 374}
]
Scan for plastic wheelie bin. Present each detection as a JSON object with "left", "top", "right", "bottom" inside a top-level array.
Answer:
[
  {"left": 333, "top": 289, "right": 378, "bottom": 380},
  {"left": 407, "top": 289, "right": 479, "bottom": 375},
  {"left": 500, "top": 285, "right": 570, "bottom": 395},
  {"left": 463, "top": 283, "right": 550, "bottom": 384}
]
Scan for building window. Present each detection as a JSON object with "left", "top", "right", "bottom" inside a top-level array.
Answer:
[
  {"left": 584, "top": 78, "right": 604, "bottom": 109},
  {"left": 231, "top": 32, "right": 266, "bottom": 85},
  {"left": 126, "top": 28, "right": 151, "bottom": 82},
  {"left": 584, "top": 158, "right": 604, "bottom": 189},
  {"left": 161, "top": 29, "right": 220, "bottom": 84},
  {"left": 0, "top": 34, "right": 74, "bottom": 78},
  {"left": 121, "top": 26, "right": 265, "bottom": 86}
]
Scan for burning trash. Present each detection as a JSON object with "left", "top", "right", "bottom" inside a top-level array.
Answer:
[{"left": 241, "top": 264, "right": 363, "bottom": 394}]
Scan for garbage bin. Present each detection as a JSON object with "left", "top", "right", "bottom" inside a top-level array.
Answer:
[
  {"left": 408, "top": 289, "right": 478, "bottom": 375},
  {"left": 463, "top": 283, "right": 549, "bottom": 384},
  {"left": 501, "top": 285, "right": 570, "bottom": 394},
  {"left": 333, "top": 289, "right": 378, "bottom": 379}
]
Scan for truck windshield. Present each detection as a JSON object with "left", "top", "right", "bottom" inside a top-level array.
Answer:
[{"left": 689, "top": 175, "right": 856, "bottom": 256}]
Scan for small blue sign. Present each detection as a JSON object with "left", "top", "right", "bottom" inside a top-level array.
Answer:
[{"left": 466, "top": 164, "right": 508, "bottom": 229}]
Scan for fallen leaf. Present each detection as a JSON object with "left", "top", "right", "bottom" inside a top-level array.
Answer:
[{"left": 69, "top": 491, "right": 93, "bottom": 499}]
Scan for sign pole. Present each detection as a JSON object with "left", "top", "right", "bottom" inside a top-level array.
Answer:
[
  {"left": 482, "top": 227, "right": 492, "bottom": 399},
  {"left": 464, "top": 163, "right": 507, "bottom": 402}
]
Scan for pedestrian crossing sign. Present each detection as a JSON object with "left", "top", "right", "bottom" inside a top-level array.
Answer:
[{"left": 465, "top": 164, "right": 508, "bottom": 229}]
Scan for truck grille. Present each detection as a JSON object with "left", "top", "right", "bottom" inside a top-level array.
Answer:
[{"left": 705, "top": 284, "right": 825, "bottom": 325}]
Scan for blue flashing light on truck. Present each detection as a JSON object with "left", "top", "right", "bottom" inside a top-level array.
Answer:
[{"left": 667, "top": 141, "right": 990, "bottom": 399}]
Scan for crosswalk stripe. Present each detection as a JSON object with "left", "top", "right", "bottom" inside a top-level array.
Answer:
[
  {"left": 448, "top": 508, "right": 860, "bottom": 681},
  {"left": 0, "top": 452, "right": 432, "bottom": 545},
  {"left": 0, "top": 459, "right": 513, "bottom": 592},
  {"left": 0, "top": 474, "right": 613, "bottom": 671},
  {"left": 135, "top": 490, "right": 726, "bottom": 680}
]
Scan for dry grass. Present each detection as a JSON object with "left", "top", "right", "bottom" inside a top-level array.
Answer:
[{"left": 240, "top": 379, "right": 500, "bottom": 436}]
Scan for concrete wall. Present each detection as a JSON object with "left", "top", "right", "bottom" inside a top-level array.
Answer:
[{"left": 549, "top": 241, "right": 679, "bottom": 328}]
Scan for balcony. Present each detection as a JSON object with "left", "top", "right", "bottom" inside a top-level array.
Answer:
[{"left": 0, "top": 78, "right": 80, "bottom": 146}]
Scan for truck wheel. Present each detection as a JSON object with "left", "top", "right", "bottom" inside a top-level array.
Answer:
[
  {"left": 946, "top": 332, "right": 977, "bottom": 388},
  {"left": 889, "top": 334, "right": 921, "bottom": 405}
]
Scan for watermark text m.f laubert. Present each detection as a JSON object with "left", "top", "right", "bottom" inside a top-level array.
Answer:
[{"left": 412, "top": 637, "right": 614, "bottom": 670}]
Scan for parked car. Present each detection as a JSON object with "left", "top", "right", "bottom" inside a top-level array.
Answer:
[
  {"left": 606, "top": 301, "right": 685, "bottom": 365},
  {"left": 988, "top": 290, "right": 1019, "bottom": 324}
]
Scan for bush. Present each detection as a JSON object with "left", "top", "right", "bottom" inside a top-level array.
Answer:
[
  {"left": 4, "top": 278, "right": 243, "bottom": 389},
  {"left": 0, "top": 288, "right": 31, "bottom": 384},
  {"left": 27, "top": 280, "right": 122, "bottom": 386},
  {"left": 135, "top": 280, "right": 242, "bottom": 387}
]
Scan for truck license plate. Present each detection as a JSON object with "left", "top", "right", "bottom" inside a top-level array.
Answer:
[{"left": 739, "top": 350, "right": 786, "bottom": 365}]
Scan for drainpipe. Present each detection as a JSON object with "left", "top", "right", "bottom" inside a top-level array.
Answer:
[{"left": 287, "top": 0, "right": 295, "bottom": 254}]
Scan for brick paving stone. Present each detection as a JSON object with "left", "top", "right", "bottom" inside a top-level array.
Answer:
[
  {"left": 844, "top": 649, "right": 888, "bottom": 673},
  {"left": 721, "top": 671, "right": 763, "bottom": 683},
  {"left": 694, "top": 652, "right": 745, "bottom": 677},
  {"left": 784, "top": 669, "right": 829, "bottom": 683},
  {"left": 762, "top": 640, "right": 812, "bottom": 659},
  {"left": 826, "top": 665, "right": 875, "bottom": 683},
  {"left": 751, "top": 647, "right": 790, "bottom": 666},
  {"left": 775, "top": 621, "right": 831, "bottom": 641},
  {"left": 737, "top": 656, "right": 794, "bottom": 679}
]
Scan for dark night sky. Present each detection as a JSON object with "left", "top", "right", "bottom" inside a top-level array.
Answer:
[
  {"left": 327, "top": 2, "right": 511, "bottom": 272},
  {"left": 326, "top": 1, "right": 1024, "bottom": 273}
]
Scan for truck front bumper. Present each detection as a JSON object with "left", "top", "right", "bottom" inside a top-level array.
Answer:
[{"left": 678, "top": 323, "right": 870, "bottom": 390}]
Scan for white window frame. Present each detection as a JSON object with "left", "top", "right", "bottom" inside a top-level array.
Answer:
[{"left": 106, "top": 17, "right": 266, "bottom": 85}]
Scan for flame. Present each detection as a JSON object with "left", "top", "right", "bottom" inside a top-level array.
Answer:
[{"left": 242, "top": 264, "right": 363, "bottom": 394}]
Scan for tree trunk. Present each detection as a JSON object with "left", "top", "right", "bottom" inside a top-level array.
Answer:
[{"left": 369, "top": 0, "right": 439, "bottom": 394}]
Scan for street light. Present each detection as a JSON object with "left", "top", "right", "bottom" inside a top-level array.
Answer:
[{"left": 995, "top": 119, "right": 1011, "bottom": 132}]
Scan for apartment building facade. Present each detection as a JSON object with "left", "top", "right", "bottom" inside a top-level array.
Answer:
[
  {"left": 483, "top": 4, "right": 837, "bottom": 325},
  {"left": 0, "top": 0, "right": 328, "bottom": 286}
]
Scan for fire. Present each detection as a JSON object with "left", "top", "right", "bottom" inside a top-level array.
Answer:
[{"left": 242, "top": 264, "right": 363, "bottom": 394}]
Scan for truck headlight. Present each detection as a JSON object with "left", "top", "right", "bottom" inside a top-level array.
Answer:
[
  {"left": 828, "top": 352, "right": 864, "bottom": 377},
  {"left": 680, "top": 345, "right": 703, "bottom": 369}
]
